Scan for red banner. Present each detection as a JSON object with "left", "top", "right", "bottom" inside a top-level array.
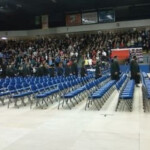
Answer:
[
  {"left": 66, "top": 14, "right": 81, "bottom": 26},
  {"left": 111, "top": 49, "right": 130, "bottom": 60}
]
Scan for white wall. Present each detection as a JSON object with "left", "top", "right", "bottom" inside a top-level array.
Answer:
[
  {"left": 0, "top": 19, "right": 150, "bottom": 38},
  {"left": 0, "top": 30, "right": 28, "bottom": 38}
]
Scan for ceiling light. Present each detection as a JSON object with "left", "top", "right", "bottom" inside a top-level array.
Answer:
[{"left": 1, "top": 37, "right": 7, "bottom": 40}]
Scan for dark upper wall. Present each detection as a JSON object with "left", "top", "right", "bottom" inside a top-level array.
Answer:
[{"left": 0, "top": 0, "right": 150, "bottom": 30}]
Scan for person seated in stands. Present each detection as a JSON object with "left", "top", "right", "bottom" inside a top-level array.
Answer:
[
  {"left": 84, "top": 57, "right": 89, "bottom": 69},
  {"left": 42, "top": 62, "right": 49, "bottom": 76},
  {"left": 110, "top": 56, "right": 120, "bottom": 80},
  {"left": 95, "top": 61, "right": 102, "bottom": 79},
  {"left": 130, "top": 56, "right": 140, "bottom": 87},
  {"left": 80, "top": 62, "right": 87, "bottom": 77},
  {"left": 36, "top": 64, "right": 43, "bottom": 77},
  {"left": 31, "top": 65, "right": 37, "bottom": 76},
  {"left": 57, "top": 62, "right": 63, "bottom": 76},
  {"left": 26, "top": 63, "right": 32, "bottom": 76},
  {"left": 18, "top": 66, "right": 24, "bottom": 76},
  {"left": 49, "top": 64, "right": 55, "bottom": 77},
  {"left": 6, "top": 64, "right": 15, "bottom": 77}
]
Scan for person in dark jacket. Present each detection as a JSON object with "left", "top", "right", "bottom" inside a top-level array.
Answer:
[
  {"left": 42, "top": 63, "right": 49, "bottom": 76},
  {"left": 110, "top": 56, "right": 120, "bottom": 80},
  {"left": 36, "top": 64, "right": 43, "bottom": 76},
  {"left": 130, "top": 56, "right": 140, "bottom": 86},
  {"left": 57, "top": 62, "right": 63, "bottom": 76},
  {"left": 80, "top": 62, "right": 86, "bottom": 77},
  {"left": 49, "top": 64, "right": 55, "bottom": 77},
  {"left": 71, "top": 60, "right": 78, "bottom": 77},
  {"left": 64, "top": 62, "right": 70, "bottom": 77},
  {"left": 1, "top": 63, "right": 7, "bottom": 78},
  {"left": 95, "top": 61, "right": 102, "bottom": 79},
  {"left": 18, "top": 66, "right": 24, "bottom": 76},
  {"left": 6, "top": 64, "right": 15, "bottom": 77}
]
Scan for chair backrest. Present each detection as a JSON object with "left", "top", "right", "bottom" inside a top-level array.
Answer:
[
  {"left": 15, "top": 84, "right": 23, "bottom": 90},
  {"left": 58, "top": 84, "right": 64, "bottom": 91},
  {"left": 36, "top": 83, "right": 43, "bottom": 89},
  {"left": 8, "top": 85, "right": 16, "bottom": 91},
  {"left": 30, "top": 85, "right": 37, "bottom": 91}
]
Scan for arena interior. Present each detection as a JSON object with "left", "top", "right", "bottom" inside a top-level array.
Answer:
[{"left": 0, "top": 0, "right": 150, "bottom": 150}]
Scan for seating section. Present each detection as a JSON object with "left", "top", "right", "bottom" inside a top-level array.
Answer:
[
  {"left": 0, "top": 69, "right": 144, "bottom": 112},
  {"left": 85, "top": 80, "right": 116, "bottom": 110},
  {"left": 116, "top": 80, "right": 135, "bottom": 111},
  {"left": 0, "top": 72, "right": 114, "bottom": 110},
  {"left": 35, "top": 75, "right": 93, "bottom": 108},
  {"left": 0, "top": 75, "right": 93, "bottom": 108},
  {"left": 145, "top": 79, "right": 150, "bottom": 99},
  {"left": 58, "top": 74, "right": 110, "bottom": 109},
  {"left": 116, "top": 74, "right": 127, "bottom": 90},
  {"left": 142, "top": 72, "right": 148, "bottom": 78},
  {"left": 141, "top": 72, "right": 150, "bottom": 112}
]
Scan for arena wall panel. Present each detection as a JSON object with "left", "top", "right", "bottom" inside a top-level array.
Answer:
[{"left": 0, "top": 19, "right": 150, "bottom": 37}]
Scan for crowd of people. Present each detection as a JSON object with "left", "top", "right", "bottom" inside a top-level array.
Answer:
[{"left": 0, "top": 28, "right": 149, "bottom": 78}]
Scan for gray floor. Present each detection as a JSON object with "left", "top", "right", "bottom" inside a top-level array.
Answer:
[{"left": 0, "top": 84, "right": 149, "bottom": 150}]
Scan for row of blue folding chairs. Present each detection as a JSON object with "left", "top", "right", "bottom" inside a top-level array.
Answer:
[
  {"left": 116, "top": 80, "right": 135, "bottom": 112},
  {"left": 116, "top": 74, "right": 128, "bottom": 90},
  {"left": 0, "top": 75, "right": 77, "bottom": 84},
  {"left": 142, "top": 72, "right": 148, "bottom": 78},
  {"left": 142, "top": 75, "right": 150, "bottom": 112},
  {"left": 145, "top": 79, "right": 150, "bottom": 99},
  {"left": 0, "top": 75, "right": 79, "bottom": 92},
  {"left": 32, "top": 75, "right": 94, "bottom": 108},
  {"left": 102, "top": 69, "right": 110, "bottom": 75},
  {"left": 0, "top": 75, "right": 93, "bottom": 108},
  {"left": 141, "top": 71, "right": 150, "bottom": 99},
  {"left": 85, "top": 80, "right": 116, "bottom": 110},
  {"left": 58, "top": 74, "right": 110, "bottom": 109},
  {"left": 5, "top": 75, "right": 94, "bottom": 108},
  {"left": 0, "top": 75, "right": 77, "bottom": 85}
]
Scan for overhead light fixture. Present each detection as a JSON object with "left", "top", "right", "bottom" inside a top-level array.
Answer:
[{"left": 1, "top": 37, "right": 7, "bottom": 40}]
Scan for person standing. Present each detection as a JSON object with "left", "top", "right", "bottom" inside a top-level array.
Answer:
[
  {"left": 80, "top": 62, "right": 87, "bottom": 77},
  {"left": 71, "top": 60, "right": 78, "bottom": 77},
  {"left": 57, "top": 62, "right": 63, "bottom": 76},
  {"left": 110, "top": 56, "right": 120, "bottom": 80},
  {"left": 49, "top": 64, "right": 55, "bottom": 77},
  {"left": 130, "top": 56, "right": 140, "bottom": 87},
  {"left": 95, "top": 61, "right": 102, "bottom": 79},
  {"left": 64, "top": 62, "right": 70, "bottom": 77}
]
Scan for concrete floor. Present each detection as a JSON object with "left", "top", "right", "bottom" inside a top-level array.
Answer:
[{"left": 0, "top": 84, "right": 150, "bottom": 150}]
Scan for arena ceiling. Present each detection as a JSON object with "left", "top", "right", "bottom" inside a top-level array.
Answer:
[
  {"left": 0, "top": 0, "right": 150, "bottom": 14},
  {"left": 0, "top": 0, "right": 150, "bottom": 30}
]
